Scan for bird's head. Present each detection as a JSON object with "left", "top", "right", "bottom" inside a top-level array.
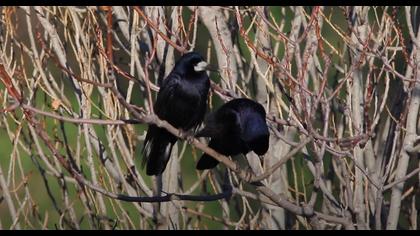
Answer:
[{"left": 175, "top": 52, "right": 209, "bottom": 76}]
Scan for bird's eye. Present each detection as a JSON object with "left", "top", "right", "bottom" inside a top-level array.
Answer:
[{"left": 194, "top": 61, "right": 208, "bottom": 72}]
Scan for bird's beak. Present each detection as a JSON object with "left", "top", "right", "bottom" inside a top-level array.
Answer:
[{"left": 194, "top": 61, "right": 208, "bottom": 72}]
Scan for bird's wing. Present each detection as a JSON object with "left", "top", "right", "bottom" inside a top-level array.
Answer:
[
  {"left": 153, "top": 73, "right": 182, "bottom": 118},
  {"left": 154, "top": 73, "right": 204, "bottom": 130},
  {"left": 227, "top": 109, "right": 243, "bottom": 134},
  {"left": 196, "top": 108, "right": 241, "bottom": 138},
  {"left": 195, "top": 111, "right": 218, "bottom": 137}
]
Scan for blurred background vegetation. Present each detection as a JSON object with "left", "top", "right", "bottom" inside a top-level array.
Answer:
[{"left": 0, "top": 6, "right": 419, "bottom": 229}]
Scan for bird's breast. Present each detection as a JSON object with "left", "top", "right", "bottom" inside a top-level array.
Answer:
[{"left": 165, "top": 86, "right": 204, "bottom": 129}]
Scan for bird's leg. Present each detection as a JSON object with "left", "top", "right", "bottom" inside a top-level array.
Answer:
[{"left": 178, "top": 129, "right": 195, "bottom": 143}]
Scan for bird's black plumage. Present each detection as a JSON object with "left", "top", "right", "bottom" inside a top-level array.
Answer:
[
  {"left": 196, "top": 98, "right": 270, "bottom": 170},
  {"left": 143, "top": 52, "right": 210, "bottom": 175}
]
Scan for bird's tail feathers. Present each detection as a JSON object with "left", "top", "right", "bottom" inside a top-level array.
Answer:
[
  {"left": 196, "top": 153, "right": 220, "bottom": 170},
  {"left": 142, "top": 126, "right": 176, "bottom": 175},
  {"left": 196, "top": 139, "right": 221, "bottom": 170}
]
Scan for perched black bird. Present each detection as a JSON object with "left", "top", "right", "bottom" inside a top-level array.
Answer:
[
  {"left": 196, "top": 98, "right": 270, "bottom": 170},
  {"left": 143, "top": 52, "right": 210, "bottom": 176}
]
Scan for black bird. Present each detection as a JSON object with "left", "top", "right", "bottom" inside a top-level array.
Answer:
[
  {"left": 196, "top": 98, "right": 269, "bottom": 170},
  {"left": 143, "top": 52, "right": 210, "bottom": 176}
]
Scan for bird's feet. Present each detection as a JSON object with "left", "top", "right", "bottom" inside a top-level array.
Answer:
[{"left": 178, "top": 129, "right": 195, "bottom": 144}]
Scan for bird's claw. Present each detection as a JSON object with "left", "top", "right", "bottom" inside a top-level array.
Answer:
[
  {"left": 179, "top": 129, "right": 195, "bottom": 143},
  {"left": 186, "top": 136, "right": 195, "bottom": 144}
]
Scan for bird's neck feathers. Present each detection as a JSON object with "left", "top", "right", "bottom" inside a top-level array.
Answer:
[{"left": 185, "top": 70, "right": 207, "bottom": 80}]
